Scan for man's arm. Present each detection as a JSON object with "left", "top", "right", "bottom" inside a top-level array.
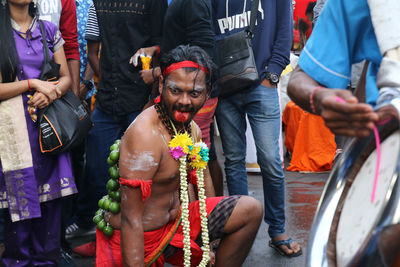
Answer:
[
  {"left": 130, "top": 0, "right": 166, "bottom": 72},
  {"left": 67, "top": 60, "right": 80, "bottom": 96},
  {"left": 120, "top": 184, "right": 146, "bottom": 267},
  {"left": 87, "top": 41, "right": 100, "bottom": 78},
  {"left": 149, "top": 0, "right": 168, "bottom": 45},
  {"left": 119, "top": 123, "right": 161, "bottom": 267},
  {"left": 287, "top": 66, "right": 378, "bottom": 137},
  {"left": 204, "top": 167, "right": 215, "bottom": 197},
  {"left": 85, "top": 4, "right": 101, "bottom": 77},
  {"left": 264, "top": 0, "right": 292, "bottom": 77},
  {"left": 78, "top": 62, "right": 95, "bottom": 101},
  {"left": 60, "top": 0, "right": 80, "bottom": 96},
  {"left": 185, "top": 0, "right": 215, "bottom": 57}
]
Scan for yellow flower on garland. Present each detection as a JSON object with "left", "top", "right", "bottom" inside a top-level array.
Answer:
[
  {"left": 190, "top": 158, "right": 208, "bottom": 170},
  {"left": 168, "top": 132, "right": 193, "bottom": 154},
  {"left": 189, "top": 143, "right": 209, "bottom": 170}
]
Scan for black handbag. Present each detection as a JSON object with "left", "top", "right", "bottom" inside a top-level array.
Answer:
[
  {"left": 216, "top": 0, "right": 259, "bottom": 97},
  {"left": 37, "top": 20, "right": 92, "bottom": 155}
]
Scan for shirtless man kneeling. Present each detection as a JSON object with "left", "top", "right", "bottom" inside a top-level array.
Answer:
[{"left": 96, "top": 45, "right": 263, "bottom": 267}]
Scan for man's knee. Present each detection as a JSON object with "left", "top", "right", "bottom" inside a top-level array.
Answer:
[
  {"left": 238, "top": 196, "right": 263, "bottom": 222},
  {"left": 224, "top": 196, "right": 263, "bottom": 232}
]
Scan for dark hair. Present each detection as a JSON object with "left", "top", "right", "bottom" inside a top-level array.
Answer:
[
  {"left": 0, "top": 1, "right": 36, "bottom": 82},
  {"left": 159, "top": 45, "right": 217, "bottom": 92}
]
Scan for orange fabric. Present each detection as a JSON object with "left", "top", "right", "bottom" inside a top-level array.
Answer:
[
  {"left": 282, "top": 101, "right": 304, "bottom": 154},
  {"left": 119, "top": 178, "right": 152, "bottom": 202},
  {"left": 283, "top": 101, "right": 336, "bottom": 172},
  {"left": 95, "top": 197, "right": 225, "bottom": 267}
]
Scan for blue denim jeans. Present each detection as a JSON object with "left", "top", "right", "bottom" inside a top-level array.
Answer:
[
  {"left": 75, "top": 106, "right": 140, "bottom": 228},
  {"left": 216, "top": 84, "right": 285, "bottom": 238}
]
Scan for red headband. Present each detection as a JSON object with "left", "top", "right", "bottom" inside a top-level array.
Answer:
[{"left": 163, "top": 61, "right": 210, "bottom": 77}]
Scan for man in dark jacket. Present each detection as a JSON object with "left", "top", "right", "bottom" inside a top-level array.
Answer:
[{"left": 212, "top": 0, "right": 302, "bottom": 257}]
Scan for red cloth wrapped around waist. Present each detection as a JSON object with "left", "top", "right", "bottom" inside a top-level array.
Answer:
[
  {"left": 95, "top": 214, "right": 181, "bottom": 267},
  {"left": 95, "top": 196, "right": 225, "bottom": 267}
]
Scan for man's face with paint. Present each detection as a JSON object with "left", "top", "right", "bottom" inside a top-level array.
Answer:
[{"left": 159, "top": 68, "right": 208, "bottom": 125}]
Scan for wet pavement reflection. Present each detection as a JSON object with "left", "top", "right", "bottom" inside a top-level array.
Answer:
[
  {"left": 286, "top": 180, "right": 326, "bottom": 242},
  {"left": 242, "top": 170, "right": 329, "bottom": 267}
]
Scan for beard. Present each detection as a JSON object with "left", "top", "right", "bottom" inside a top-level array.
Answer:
[{"left": 159, "top": 94, "right": 198, "bottom": 127}]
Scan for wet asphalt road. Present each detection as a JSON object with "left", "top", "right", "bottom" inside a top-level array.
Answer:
[{"left": 69, "top": 137, "right": 330, "bottom": 267}]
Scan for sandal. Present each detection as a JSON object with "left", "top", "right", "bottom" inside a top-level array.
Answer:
[{"left": 269, "top": 238, "right": 302, "bottom": 257}]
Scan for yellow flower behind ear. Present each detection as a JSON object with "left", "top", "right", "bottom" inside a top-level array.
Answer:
[{"left": 168, "top": 132, "right": 193, "bottom": 154}]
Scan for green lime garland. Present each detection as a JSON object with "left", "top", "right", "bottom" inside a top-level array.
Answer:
[{"left": 93, "top": 139, "right": 121, "bottom": 237}]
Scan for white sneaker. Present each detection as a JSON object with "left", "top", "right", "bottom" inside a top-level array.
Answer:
[{"left": 65, "top": 223, "right": 96, "bottom": 239}]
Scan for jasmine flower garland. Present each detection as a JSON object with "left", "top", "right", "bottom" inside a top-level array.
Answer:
[
  {"left": 179, "top": 156, "right": 192, "bottom": 266},
  {"left": 168, "top": 128, "right": 210, "bottom": 267},
  {"left": 196, "top": 167, "right": 209, "bottom": 267}
]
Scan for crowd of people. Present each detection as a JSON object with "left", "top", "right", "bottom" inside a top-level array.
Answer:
[{"left": 0, "top": 0, "right": 398, "bottom": 266}]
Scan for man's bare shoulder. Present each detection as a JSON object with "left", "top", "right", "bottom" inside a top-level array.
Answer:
[
  {"left": 121, "top": 106, "right": 171, "bottom": 156},
  {"left": 124, "top": 107, "right": 160, "bottom": 140}
]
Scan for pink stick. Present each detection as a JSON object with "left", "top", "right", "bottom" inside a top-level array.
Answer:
[
  {"left": 334, "top": 96, "right": 380, "bottom": 203},
  {"left": 376, "top": 117, "right": 392, "bottom": 126},
  {"left": 335, "top": 96, "right": 345, "bottom": 103},
  {"left": 371, "top": 126, "right": 381, "bottom": 203}
]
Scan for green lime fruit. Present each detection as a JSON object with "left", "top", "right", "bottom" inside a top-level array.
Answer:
[
  {"left": 109, "top": 166, "right": 119, "bottom": 180},
  {"left": 109, "top": 202, "right": 120, "bottom": 214},
  {"left": 110, "top": 143, "right": 119, "bottom": 151},
  {"left": 103, "top": 198, "right": 111, "bottom": 211},
  {"left": 95, "top": 209, "right": 104, "bottom": 216},
  {"left": 107, "top": 157, "right": 114, "bottom": 166},
  {"left": 98, "top": 198, "right": 105, "bottom": 209},
  {"left": 114, "top": 139, "right": 121, "bottom": 145},
  {"left": 108, "top": 190, "right": 116, "bottom": 200},
  {"left": 106, "top": 179, "right": 119, "bottom": 191},
  {"left": 114, "top": 190, "right": 121, "bottom": 202},
  {"left": 93, "top": 214, "right": 102, "bottom": 224},
  {"left": 109, "top": 150, "right": 119, "bottom": 162},
  {"left": 97, "top": 219, "right": 106, "bottom": 231},
  {"left": 109, "top": 190, "right": 121, "bottom": 202},
  {"left": 103, "top": 225, "right": 114, "bottom": 236}
]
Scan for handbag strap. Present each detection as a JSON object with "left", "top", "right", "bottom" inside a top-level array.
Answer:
[
  {"left": 225, "top": 0, "right": 259, "bottom": 36},
  {"left": 38, "top": 20, "right": 51, "bottom": 64},
  {"left": 248, "top": 0, "right": 259, "bottom": 35}
]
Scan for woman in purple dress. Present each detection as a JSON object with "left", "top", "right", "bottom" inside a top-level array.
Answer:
[{"left": 0, "top": 0, "right": 76, "bottom": 265}]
